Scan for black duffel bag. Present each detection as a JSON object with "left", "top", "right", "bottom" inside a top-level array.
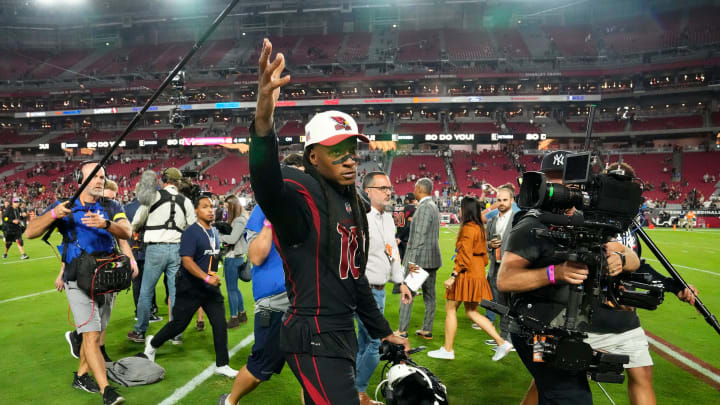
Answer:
[{"left": 73, "top": 252, "right": 132, "bottom": 299}]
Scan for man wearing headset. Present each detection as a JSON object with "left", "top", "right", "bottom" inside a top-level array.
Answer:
[
  {"left": 127, "top": 168, "right": 195, "bottom": 344},
  {"left": 26, "top": 162, "right": 133, "bottom": 405}
]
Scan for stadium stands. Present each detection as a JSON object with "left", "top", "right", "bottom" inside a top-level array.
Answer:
[
  {"left": 451, "top": 151, "right": 518, "bottom": 194},
  {"left": 397, "top": 29, "right": 442, "bottom": 61},
  {"left": 126, "top": 128, "right": 176, "bottom": 141},
  {"left": 565, "top": 120, "right": 626, "bottom": 133},
  {"left": 448, "top": 122, "right": 499, "bottom": 133},
  {"left": 151, "top": 42, "right": 193, "bottom": 72},
  {"left": 204, "top": 154, "right": 249, "bottom": 195},
  {"left": 543, "top": 25, "right": 597, "bottom": 57},
  {"left": 615, "top": 153, "right": 672, "bottom": 201},
  {"left": 445, "top": 29, "right": 496, "bottom": 60},
  {"left": 630, "top": 115, "right": 703, "bottom": 131},
  {"left": 292, "top": 34, "right": 343, "bottom": 65},
  {"left": 680, "top": 151, "right": 720, "bottom": 200},
  {"left": 390, "top": 155, "right": 447, "bottom": 196},
  {"left": 493, "top": 29, "right": 532, "bottom": 58},
  {"left": 0, "top": 129, "right": 42, "bottom": 145},
  {"left": 278, "top": 121, "right": 305, "bottom": 137},
  {"left": 30, "top": 49, "right": 90, "bottom": 79},
  {"left": 196, "top": 39, "right": 236, "bottom": 68},
  {"left": 340, "top": 32, "right": 372, "bottom": 62},
  {"left": 395, "top": 122, "right": 443, "bottom": 134},
  {"left": 0, "top": 51, "right": 48, "bottom": 80}
]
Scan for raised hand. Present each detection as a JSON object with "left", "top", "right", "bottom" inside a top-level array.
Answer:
[{"left": 255, "top": 38, "right": 291, "bottom": 136}]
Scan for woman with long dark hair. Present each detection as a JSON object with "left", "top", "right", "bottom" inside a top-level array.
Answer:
[
  {"left": 220, "top": 194, "right": 249, "bottom": 328},
  {"left": 428, "top": 197, "right": 514, "bottom": 361}
]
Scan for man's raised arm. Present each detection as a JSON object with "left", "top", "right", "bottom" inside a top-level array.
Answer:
[{"left": 249, "top": 39, "right": 308, "bottom": 245}]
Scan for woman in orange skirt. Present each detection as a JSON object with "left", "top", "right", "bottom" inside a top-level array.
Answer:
[{"left": 428, "top": 197, "right": 514, "bottom": 361}]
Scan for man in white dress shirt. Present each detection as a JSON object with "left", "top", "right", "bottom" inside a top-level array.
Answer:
[{"left": 355, "top": 171, "right": 412, "bottom": 405}]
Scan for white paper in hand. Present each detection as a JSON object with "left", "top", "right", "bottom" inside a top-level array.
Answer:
[{"left": 404, "top": 265, "right": 429, "bottom": 292}]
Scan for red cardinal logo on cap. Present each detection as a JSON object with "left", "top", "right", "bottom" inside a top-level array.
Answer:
[{"left": 331, "top": 116, "right": 352, "bottom": 131}]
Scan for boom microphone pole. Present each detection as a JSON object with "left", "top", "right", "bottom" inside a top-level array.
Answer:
[
  {"left": 632, "top": 220, "right": 720, "bottom": 336},
  {"left": 41, "top": 0, "right": 240, "bottom": 245}
]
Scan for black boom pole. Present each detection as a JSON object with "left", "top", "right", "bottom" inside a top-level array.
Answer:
[
  {"left": 42, "top": 0, "right": 240, "bottom": 244},
  {"left": 633, "top": 220, "right": 720, "bottom": 336}
]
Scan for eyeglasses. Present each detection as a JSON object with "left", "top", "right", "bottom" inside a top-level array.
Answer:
[{"left": 367, "top": 186, "right": 393, "bottom": 193}]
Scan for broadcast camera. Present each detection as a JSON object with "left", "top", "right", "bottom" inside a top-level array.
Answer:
[{"left": 482, "top": 152, "right": 665, "bottom": 383}]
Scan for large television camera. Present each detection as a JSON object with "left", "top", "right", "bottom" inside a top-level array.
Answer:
[{"left": 483, "top": 152, "right": 665, "bottom": 383}]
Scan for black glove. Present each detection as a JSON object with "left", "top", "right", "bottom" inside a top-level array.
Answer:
[{"left": 214, "top": 221, "right": 233, "bottom": 235}]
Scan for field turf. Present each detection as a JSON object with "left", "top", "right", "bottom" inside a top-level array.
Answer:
[{"left": 0, "top": 227, "right": 718, "bottom": 404}]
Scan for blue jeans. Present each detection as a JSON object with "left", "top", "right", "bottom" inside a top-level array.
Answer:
[
  {"left": 355, "top": 287, "right": 385, "bottom": 393},
  {"left": 134, "top": 244, "right": 180, "bottom": 333},
  {"left": 223, "top": 257, "right": 245, "bottom": 316}
]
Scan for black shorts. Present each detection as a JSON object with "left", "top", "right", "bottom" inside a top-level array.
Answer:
[
  {"left": 4, "top": 233, "right": 23, "bottom": 246},
  {"left": 512, "top": 333, "right": 592, "bottom": 405},
  {"left": 246, "top": 310, "right": 286, "bottom": 381}
]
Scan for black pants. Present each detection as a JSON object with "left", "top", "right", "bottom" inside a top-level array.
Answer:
[
  {"left": 286, "top": 353, "right": 359, "bottom": 405},
  {"left": 131, "top": 260, "right": 158, "bottom": 314},
  {"left": 512, "top": 333, "right": 592, "bottom": 405},
  {"left": 152, "top": 288, "right": 229, "bottom": 366}
]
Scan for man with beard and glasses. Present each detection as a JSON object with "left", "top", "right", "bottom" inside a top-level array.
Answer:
[{"left": 248, "top": 38, "right": 409, "bottom": 405}]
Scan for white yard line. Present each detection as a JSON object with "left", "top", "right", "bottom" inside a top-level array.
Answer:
[
  {"left": 643, "top": 258, "right": 720, "bottom": 277},
  {"left": 645, "top": 334, "right": 720, "bottom": 385},
  {"left": 0, "top": 255, "right": 55, "bottom": 265},
  {"left": 0, "top": 289, "right": 55, "bottom": 304},
  {"left": 158, "top": 333, "right": 255, "bottom": 405}
]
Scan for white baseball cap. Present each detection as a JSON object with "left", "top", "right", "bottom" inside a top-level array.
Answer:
[{"left": 304, "top": 110, "right": 369, "bottom": 149}]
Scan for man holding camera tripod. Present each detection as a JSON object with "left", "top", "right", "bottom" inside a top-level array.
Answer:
[
  {"left": 497, "top": 151, "right": 640, "bottom": 404},
  {"left": 25, "top": 162, "right": 132, "bottom": 405}
]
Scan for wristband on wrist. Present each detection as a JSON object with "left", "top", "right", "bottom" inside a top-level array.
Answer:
[
  {"left": 204, "top": 274, "right": 211, "bottom": 283},
  {"left": 131, "top": 260, "right": 137, "bottom": 266},
  {"left": 547, "top": 264, "right": 556, "bottom": 285},
  {"left": 51, "top": 208, "right": 57, "bottom": 219},
  {"left": 263, "top": 219, "right": 272, "bottom": 228}
]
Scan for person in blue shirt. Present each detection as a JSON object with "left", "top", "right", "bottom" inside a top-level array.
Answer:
[
  {"left": 25, "top": 162, "right": 132, "bottom": 405},
  {"left": 143, "top": 194, "right": 238, "bottom": 379},
  {"left": 217, "top": 153, "right": 303, "bottom": 405}
]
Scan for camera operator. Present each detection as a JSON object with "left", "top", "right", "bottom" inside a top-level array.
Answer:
[
  {"left": 25, "top": 162, "right": 131, "bottom": 405},
  {"left": 497, "top": 151, "right": 640, "bottom": 404},
  {"left": 582, "top": 163, "right": 698, "bottom": 405},
  {"left": 128, "top": 168, "right": 195, "bottom": 344}
]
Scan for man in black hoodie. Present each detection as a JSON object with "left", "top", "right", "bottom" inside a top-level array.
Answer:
[{"left": 249, "top": 38, "right": 409, "bottom": 405}]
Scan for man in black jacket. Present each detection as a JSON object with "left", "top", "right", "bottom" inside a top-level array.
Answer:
[
  {"left": 3, "top": 197, "right": 29, "bottom": 259},
  {"left": 249, "top": 38, "right": 409, "bottom": 405}
]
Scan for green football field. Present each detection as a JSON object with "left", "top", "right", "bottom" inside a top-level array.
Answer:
[{"left": 1, "top": 227, "right": 718, "bottom": 404}]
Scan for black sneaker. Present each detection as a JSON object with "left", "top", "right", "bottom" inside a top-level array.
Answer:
[
  {"left": 72, "top": 372, "right": 100, "bottom": 393},
  {"left": 103, "top": 386, "right": 125, "bottom": 405},
  {"left": 149, "top": 313, "right": 163, "bottom": 323},
  {"left": 66, "top": 330, "right": 82, "bottom": 359},
  {"left": 127, "top": 330, "right": 145, "bottom": 343},
  {"left": 2, "top": 253, "right": 6, "bottom": 259}
]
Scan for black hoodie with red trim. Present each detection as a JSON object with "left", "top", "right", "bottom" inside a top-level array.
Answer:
[{"left": 249, "top": 125, "right": 393, "bottom": 343}]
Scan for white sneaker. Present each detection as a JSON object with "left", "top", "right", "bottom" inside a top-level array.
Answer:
[
  {"left": 144, "top": 335, "right": 156, "bottom": 362},
  {"left": 492, "top": 341, "right": 514, "bottom": 361},
  {"left": 484, "top": 339, "right": 498, "bottom": 346},
  {"left": 471, "top": 323, "right": 482, "bottom": 330},
  {"left": 427, "top": 347, "right": 455, "bottom": 360},
  {"left": 215, "top": 365, "right": 239, "bottom": 378}
]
